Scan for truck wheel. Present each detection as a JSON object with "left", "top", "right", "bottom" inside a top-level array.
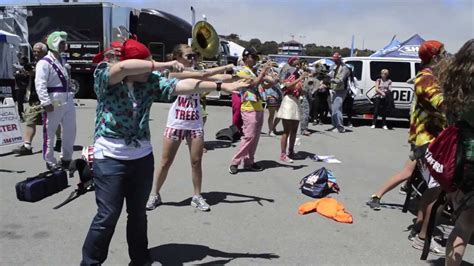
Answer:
[
  {"left": 73, "top": 75, "right": 91, "bottom": 98},
  {"left": 72, "top": 76, "right": 87, "bottom": 98}
]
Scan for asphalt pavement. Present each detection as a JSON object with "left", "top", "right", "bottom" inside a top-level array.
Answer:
[{"left": 1, "top": 100, "right": 473, "bottom": 265}]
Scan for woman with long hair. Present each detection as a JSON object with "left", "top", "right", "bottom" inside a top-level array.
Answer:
[
  {"left": 81, "top": 39, "right": 248, "bottom": 264},
  {"left": 439, "top": 39, "right": 474, "bottom": 266},
  {"left": 277, "top": 57, "right": 307, "bottom": 163},
  {"left": 146, "top": 44, "right": 236, "bottom": 211}
]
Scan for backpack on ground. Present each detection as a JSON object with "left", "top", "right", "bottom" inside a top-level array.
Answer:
[
  {"left": 216, "top": 125, "right": 241, "bottom": 142},
  {"left": 299, "top": 167, "right": 340, "bottom": 198}
]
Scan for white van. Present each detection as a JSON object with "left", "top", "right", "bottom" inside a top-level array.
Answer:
[{"left": 343, "top": 56, "right": 421, "bottom": 119}]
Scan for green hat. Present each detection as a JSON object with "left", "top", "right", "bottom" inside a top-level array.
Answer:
[{"left": 47, "top": 31, "right": 67, "bottom": 52}]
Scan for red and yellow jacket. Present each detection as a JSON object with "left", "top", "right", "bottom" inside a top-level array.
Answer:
[{"left": 409, "top": 68, "right": 446, "bottom": 147}]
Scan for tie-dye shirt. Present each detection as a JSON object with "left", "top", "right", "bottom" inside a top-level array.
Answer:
[
  {"left": 93, "top": 62, "right": 177, "bottom": 145},
  {"left": 237, "top": 66, "right": 264, "bottom": 112},
  {"left": 408, "top": 68, "right": 446, "bottom": 147}
]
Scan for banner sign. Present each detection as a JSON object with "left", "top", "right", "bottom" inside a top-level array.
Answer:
[
  {"left": 0, "top": 103, "right": 23, "bottom": 147},
  {"left": 0, "top": 79, "right": 15, "bottom": 98},
  {"left": 65, "top": 41, "right": 101, "bottom": 64}
]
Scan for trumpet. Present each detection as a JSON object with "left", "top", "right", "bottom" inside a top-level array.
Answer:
[{"left": 22, "top": 104, "right": 45, "bottom": 122}]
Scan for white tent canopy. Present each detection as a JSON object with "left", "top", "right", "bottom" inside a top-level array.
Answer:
[{"left": 228, "top": 41, "right": 245, "bottom": 58}]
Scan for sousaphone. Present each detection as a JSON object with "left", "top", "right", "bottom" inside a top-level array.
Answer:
[{"left": 191, "top": 21, "right": 219, "bottom": 59}]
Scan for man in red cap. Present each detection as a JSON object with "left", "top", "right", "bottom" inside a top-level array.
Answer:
[
  {"left": 328, "top": 52, "right": 350, "bottom": 133},
  {"left": 408, "top": 40, "right": 448, "bottom": 256}
]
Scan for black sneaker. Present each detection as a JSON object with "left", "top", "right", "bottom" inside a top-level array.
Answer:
[
  {"left": 229, "top": 165, "right": 238, "bottom": 175},
  {"left": 408, "top": 227, "right": 418, "bottom": 241},
  {"left": 12, "top": 145, "right": 33, "bottom": 156},
  {"left": 54, "top": 140, "right": 62, "bottom": 152},
  {"left": 60, "top": 159, "right": 71, "bottom": 170},
  {"left": 366, "top": 195, "right": 381, "bottom": 210},
  {"left": 244, "top": 163, "right": 264, "bottom": 172},
  {"left": 46, "top": 162, "right": 60, "bottom": 171},
  {"left": 288, "top": 152, "right": 301, "bottom": 160}
]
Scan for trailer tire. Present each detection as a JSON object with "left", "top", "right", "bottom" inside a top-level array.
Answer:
[{"left": 73, "top": 75, "right": 93, "bottom": 98}]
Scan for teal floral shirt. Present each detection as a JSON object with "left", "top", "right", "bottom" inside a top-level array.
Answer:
[{"left": 94, "top": 63, "right": 177, "bottom": 145}]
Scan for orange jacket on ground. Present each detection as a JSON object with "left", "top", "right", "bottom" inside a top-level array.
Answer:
[{"left": 298, "top": 198, "right": 353, "bottom": 224}]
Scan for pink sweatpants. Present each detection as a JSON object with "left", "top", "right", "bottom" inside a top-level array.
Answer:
[
  {"left": 232, "top": 93, "right": 243, "bottom": 133},
  {"left": 231, "top": 111, "right": 264, "bottom": 166}
]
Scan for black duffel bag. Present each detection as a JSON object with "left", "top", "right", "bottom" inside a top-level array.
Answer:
[
  {"left": 16, "top": 170, "right": 68, "bottom": 202},
  {"left": 216, "top": 125, "right": 241, "bottom": 142}
]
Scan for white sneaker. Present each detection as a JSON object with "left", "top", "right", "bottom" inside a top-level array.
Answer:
[
  {"left": 280, "top": 154, "right": 294, "bottom": 163},
  {"left": 269, "top": 132, "right": 276, "bottom": 137},
  {"left": 146, "top": 194, "right": 162, "bottom": 211},
  {"left": 383, "top": 125, "right": 389, "bottom": 130},
  {"left": 411, "top": 234, "right": 445, "bottom": 256},
  {"left": 191, "top": 195, "right": 210, "bottom": 211},
  {"left": 371, "top": 125, "right": 376, "bottom": 129}
]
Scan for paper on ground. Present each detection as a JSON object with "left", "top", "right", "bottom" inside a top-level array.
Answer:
[
  {"left": 311, "top": 155, "right": 342, "bottom": 163},
  {"left": 325, "top": 158, "right": 342, "bottom": 164}
]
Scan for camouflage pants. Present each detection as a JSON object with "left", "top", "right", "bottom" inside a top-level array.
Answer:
[{"left": 300, "top": 96, "right": 311, "bottom": 133}]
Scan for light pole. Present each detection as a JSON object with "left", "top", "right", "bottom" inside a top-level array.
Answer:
[{"left": 190, "top": 6, "right": 195, "bottom": 25}]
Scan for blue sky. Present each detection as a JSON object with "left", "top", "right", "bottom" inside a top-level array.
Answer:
[{"left": 3, "top": 0, "right": 473, "bottom": 52}]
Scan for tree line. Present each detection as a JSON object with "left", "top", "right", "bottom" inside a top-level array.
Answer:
[{"left": 224, "top": 33, "right": 375, "bottom": 57}]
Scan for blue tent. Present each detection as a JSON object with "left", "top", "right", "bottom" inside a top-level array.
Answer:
[
  {"left": 371, "top": 34, "right": 425, "bottom": 58},
  {"left": 370, "top": 38, "right": 401, "bottom": 57}
]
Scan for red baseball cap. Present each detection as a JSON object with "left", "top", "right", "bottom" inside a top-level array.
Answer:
[
  {"left": 288, "top": 56, "right": 299, "bottom": 65},
  {"left": 120, "top": 39, "right": 151, "bottom": 61},
  {"left": 419, "top": 40, "right": 444, "bottom": 64}
]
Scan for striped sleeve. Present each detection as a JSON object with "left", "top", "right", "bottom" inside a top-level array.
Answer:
[{"left": 415, "top": 74, "right": 444, "bottom": 111}]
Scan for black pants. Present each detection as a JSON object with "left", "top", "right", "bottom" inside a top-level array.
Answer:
[
  {"left": 343, "top": 95, "right": 354, "bottom": 124},
  {"left": 372, "top": 97, "right": 389, "bottom": 126},
  {"left": 13, "top": 88, "right": 25, "bottom": 119},
  {"left": 81, "top": 153, "right": 154, "bottom": 265},
  {"left": 311, "top": 91, "right": 329, "bottom": 122}
]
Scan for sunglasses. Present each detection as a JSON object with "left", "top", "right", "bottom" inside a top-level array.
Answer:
[{"left": 183, "top": 53, "right": 197, "bottom": 60}]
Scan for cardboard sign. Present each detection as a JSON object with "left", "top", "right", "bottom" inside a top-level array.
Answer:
[{"left": 0, "top": 101, "right": 23, "bottom": 147}]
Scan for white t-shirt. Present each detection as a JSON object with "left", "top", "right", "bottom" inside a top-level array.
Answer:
[
  {"left": 166, "top": 94, "right": 203, "bottom": 130},
  {"left": 94, "top": 136, "right": 152, "bottom": 160}
]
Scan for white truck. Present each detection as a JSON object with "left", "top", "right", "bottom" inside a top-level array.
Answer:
[{"left": 344, "top": 56, "right": 421, "bottom": 119}]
